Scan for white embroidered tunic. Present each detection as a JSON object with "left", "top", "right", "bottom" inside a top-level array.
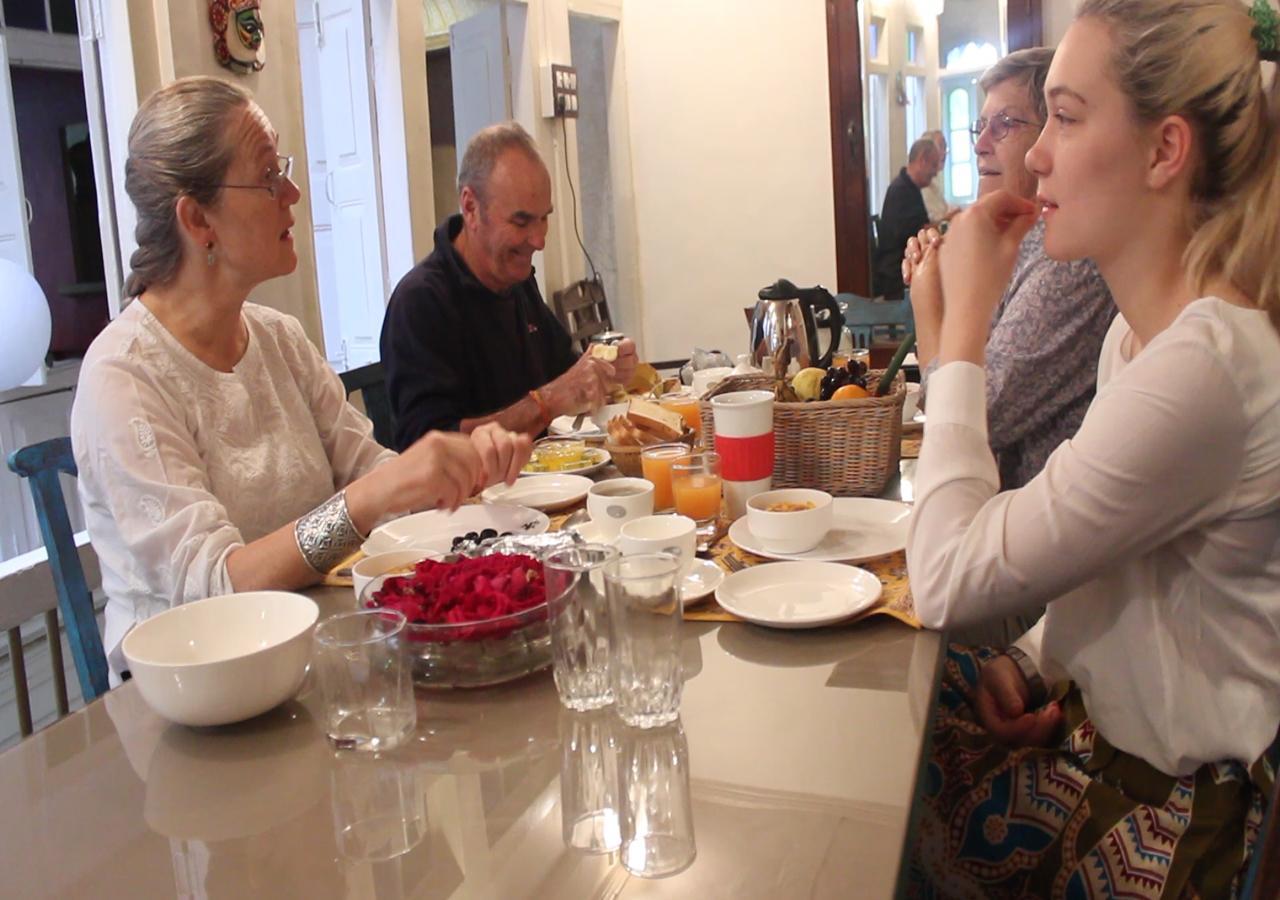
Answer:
[
  {"left": 908, "top": 298, "right": 1280, "bottom": 776},
  {"left": 70, "top": 301, "right": 395, "bottom": 673}
]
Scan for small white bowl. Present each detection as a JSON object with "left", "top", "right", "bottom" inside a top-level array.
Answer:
[
  {"left": 122, "top": 591, "right": 319, "bottom": 727},
  {"left": 352, "top": 550, "right": 441, "bottom": 601},
  {"left": 746, "top": 489, "right": 834, "bottom": 554}
]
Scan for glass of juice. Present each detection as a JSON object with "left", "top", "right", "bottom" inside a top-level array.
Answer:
[
  {"left": 671, "top": 452, "right": 722, "bottom": 546},
  {"left": 659, "top": 391, "right": 702, "bottom": 441},
  {"left": 640, "top": 444, "right": 690, "bottom": 511}
]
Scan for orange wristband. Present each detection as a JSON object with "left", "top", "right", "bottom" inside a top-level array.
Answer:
[{"left": 529, "top": 389, "right": 551, "bottom": 427}]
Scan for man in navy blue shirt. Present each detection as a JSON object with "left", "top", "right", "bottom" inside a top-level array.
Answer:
[{"left": 381, "top": 122, "right": 637, "bottom": 449}]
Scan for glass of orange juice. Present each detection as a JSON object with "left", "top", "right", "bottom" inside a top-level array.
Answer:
[
  {"left": 659, "top": 391, "right": 702, "bottom": 441},
  {"left": 640, "top": 444, "right": 690, "bottom": 511},
  {"left": 671, "top": 452, "right": 722, "bottom": 545}
]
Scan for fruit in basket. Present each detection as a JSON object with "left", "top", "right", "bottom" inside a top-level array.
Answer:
[
  {"left": 831, "top": 383, "right": 871, "bottom": 401},
  {"left": 793, "top": 367, "right": 826, "bottom": 401}
]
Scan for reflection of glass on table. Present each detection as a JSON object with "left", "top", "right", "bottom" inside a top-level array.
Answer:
[
  {"left": 559, "top": 707, "right": 622, "bottom": 853},
  {"left": 671, "top": 451, "right": 722, "bottom": 548},
  {"left": 330, "top": 753, "right": 428, "bottom": 861},
  {"left": 619, "top": 718, "right": 696, "bottom": 878}
]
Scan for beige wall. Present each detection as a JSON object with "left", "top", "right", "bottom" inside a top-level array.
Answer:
[
  {"left": 620, "top": 0, "right": 838, "bottom": 361},
  {"left": 1043, "top": 0, "right": 1079, "bottom": 47}
]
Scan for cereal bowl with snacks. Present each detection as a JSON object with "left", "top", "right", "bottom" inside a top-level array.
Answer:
[{"left": 745, "top": 489, "right": 835, "bottom": 554}]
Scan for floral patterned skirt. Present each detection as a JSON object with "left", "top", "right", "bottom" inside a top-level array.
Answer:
[{"left": 905, "top": 645, "right": 1273, "bottom": 899}]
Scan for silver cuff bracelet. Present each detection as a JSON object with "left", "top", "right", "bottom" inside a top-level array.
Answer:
[
  {"left": 1003, "top": 645, "right": 1048, "bottom": 708},
  {"left": 294, "top": 490, "right": 365, "bottom": 574}
]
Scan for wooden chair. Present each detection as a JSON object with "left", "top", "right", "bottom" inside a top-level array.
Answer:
[
  {"left": 339, "top": 362, "right": 396, "bottom": 449},
  {"left": 6, "top": 437, "right": 110, "bottom": 736},
  {"left": 552, "top": 279, "right": 613, "bottom": 353},
  {"left": 837, "top": 292, "right": 915, "bottom": 349}
]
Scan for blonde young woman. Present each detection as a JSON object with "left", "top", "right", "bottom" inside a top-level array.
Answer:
[
  {"left": 71, "top": 77, "right": 532, "bottom": 678},
  {"left": 905, "top": 0, "right": 1280, "bottom": 895}
]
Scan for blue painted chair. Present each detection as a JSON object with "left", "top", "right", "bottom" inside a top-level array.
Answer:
[
  {"left": 7, "top": 437, "right": 110, "bottom": 732},
  {"left": 340, "top": 362, "right": 396, "bottom": 449},
  {"left": 837, "top": 292, "right": 915, "bottom": 349}
]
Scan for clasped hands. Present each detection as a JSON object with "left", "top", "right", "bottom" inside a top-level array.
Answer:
[{"left": 901, "top": 191, "right": 1041, "bottom": 358}]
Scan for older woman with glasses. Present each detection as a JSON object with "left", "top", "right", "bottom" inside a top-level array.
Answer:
[
  {"left": 905, "top": 48, "right": 1115, "bottom": 495},
  {"left": 71, "top": 77, "right": 532, "bottom": 679}
]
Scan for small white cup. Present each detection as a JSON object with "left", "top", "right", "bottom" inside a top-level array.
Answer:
[
  {"left": 618, "top": 515, "right": 697, "bottom": 576},
  {"left": 352, "top": 550, "right": 440, "bottom": 602},
  {"left": 746, "top": 489, "right": 834, "bottom": 554},
  {"left": 587, "top": 478, "right": 656, "bottom": 540}
]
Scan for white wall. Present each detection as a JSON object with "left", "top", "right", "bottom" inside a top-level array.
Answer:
[
  {"left": 620, "top": 0, "right": 838, "bottom": 361},
  {"left": 1043, "top": 0, "right": 1080, "bottom": 47}
]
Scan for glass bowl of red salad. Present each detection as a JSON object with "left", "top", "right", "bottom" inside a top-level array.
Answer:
[{"left": 360, "top": 553, "right": 551, "bottom": 688}]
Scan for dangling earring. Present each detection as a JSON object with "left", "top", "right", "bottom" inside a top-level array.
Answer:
[{"left": 206, "top": 241, "right": 216, "bottom": 267}]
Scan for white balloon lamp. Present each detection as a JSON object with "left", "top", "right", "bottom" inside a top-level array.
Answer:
[{"left": 0, "top": 258, "right": 52, "bottom": 391}]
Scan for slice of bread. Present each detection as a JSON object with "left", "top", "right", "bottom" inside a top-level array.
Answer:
[
  {"left": 626, "top": 397, "right": 684, "bottom": 442},
  {"left": 589, "top": 343, "right": 619, "bottom": 362}
]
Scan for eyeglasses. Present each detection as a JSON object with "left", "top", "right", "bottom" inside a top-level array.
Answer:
[
  {"left": 216, "top": 155, "right": 294, "bottom": 198},
  {"left": 969, "top": 113, "right": 1039, "bottom": 144}
]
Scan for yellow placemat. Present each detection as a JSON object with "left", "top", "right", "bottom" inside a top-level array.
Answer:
[
  {"left": 688, "top": 539, "right": 920, "bottom": 629},
  {"left": 900, "top": 434, "right": 922, "bottom": 459}
]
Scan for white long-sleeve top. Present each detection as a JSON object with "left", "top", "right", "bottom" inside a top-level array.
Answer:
[
  {"left": 907, "top": 297, "right": 1280, "bottom": 776},
  {"left": 70, "top": 301, "right": 395, "bottom": 673}
]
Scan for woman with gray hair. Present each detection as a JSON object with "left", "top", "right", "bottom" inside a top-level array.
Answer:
[
  {"left": 71, "top": 77, "right": 531, "bottom": 678},
  {"left": 906, "top": 47, "right": 1116, "bottom": 494}
]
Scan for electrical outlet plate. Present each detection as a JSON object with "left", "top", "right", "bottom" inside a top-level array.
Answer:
[{"left": 540, "top": 63, "right": 579, "bottom": 118}]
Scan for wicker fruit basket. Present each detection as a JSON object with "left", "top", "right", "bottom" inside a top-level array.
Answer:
[
  {"left": 605, "top": 429, "right": 697, "bottom": 478},
  {"left": 698, "top": 371, "right": 905, "bottom": 497}
]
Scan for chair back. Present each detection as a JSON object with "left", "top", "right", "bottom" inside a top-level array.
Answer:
[
  {"left": 837, "top": 292, "right": 915, "bottom": 349},
  {"left": 552, "top": 279, "right": 613, "bottom": 352},
  {"left": 339, "top": 362, "right": 396, "bottom": 449},
  {"left": 6, "top": 437, "right": 110, "bottom": 733}
]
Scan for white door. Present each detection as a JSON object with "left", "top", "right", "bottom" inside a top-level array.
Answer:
[
  {"left": 295, "top": 0, "right": 346, "bottom": 370},
  {"left": 0, "top": 36, "right": 33, "bottom": 271},
  {"left": 449, "top": 5, "right": 510, "bottom": 169},
  {"left": 310, "top": 0, "right": 387, "bottom": 371}
]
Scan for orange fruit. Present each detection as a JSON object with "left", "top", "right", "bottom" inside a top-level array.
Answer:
[{"left": 830, "top": 383, "right": 870, "bottom": 401}]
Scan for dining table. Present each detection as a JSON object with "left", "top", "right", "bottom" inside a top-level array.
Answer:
[{"left": 0, "top": 462, "right": 943, "bottom": 900}]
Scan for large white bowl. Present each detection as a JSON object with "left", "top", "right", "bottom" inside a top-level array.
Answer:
[{"left": 122, "top": 591, "right": 319, "bottom": 727}]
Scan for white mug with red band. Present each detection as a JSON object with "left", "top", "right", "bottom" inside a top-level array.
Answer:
[{"left": 710, "top": 390, "right": 775, "bottom": 519}]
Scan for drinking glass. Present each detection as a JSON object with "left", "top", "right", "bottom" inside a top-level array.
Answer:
[
  {"left": 671, "top": 452, "right": 722, "bottom": 548},
  {"left": 619, "top": 718, "right": 696, "bottom": 878},
  {"left": 330, "top": 753, "right": 428, "bottom": 861},
  {"left": 313, "top": 609, "right": 416, "bottom": 751},
  {"left": 544, "top": 545, "right": 620, "bottom": 711},
  {"left": 559, "top": 707, "right": 622, "bottom": 853},
  {"left": 659, "top": 391, "right": 702, "bottom": 440},
  {"left": 605, "top": 553, "right": 684, "bottom": 728},
  {"left": 640, "top": 444, "right": 691, "bottom": 511}
]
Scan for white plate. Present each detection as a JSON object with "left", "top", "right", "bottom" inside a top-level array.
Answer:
[
  {"left": 481, "top": 474, "right": 593, "bottom": 511},
  {"left": 681, "top": 558, "right": 724, "bottom": 607},
  {"left": 570, "top": 519, "right": 618, "bottom": 546},
  {"left": 715, "top": 562, "right": 882, "bottom": 629},
  {"left": 520, "top": 447, "right": 612, "bottom": 478},
  {"left": 728, "top": 497, "right": 911, "bottom": 563},
  {"left": 361, "top": 505, "right": 550, "bottom": 556}
]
